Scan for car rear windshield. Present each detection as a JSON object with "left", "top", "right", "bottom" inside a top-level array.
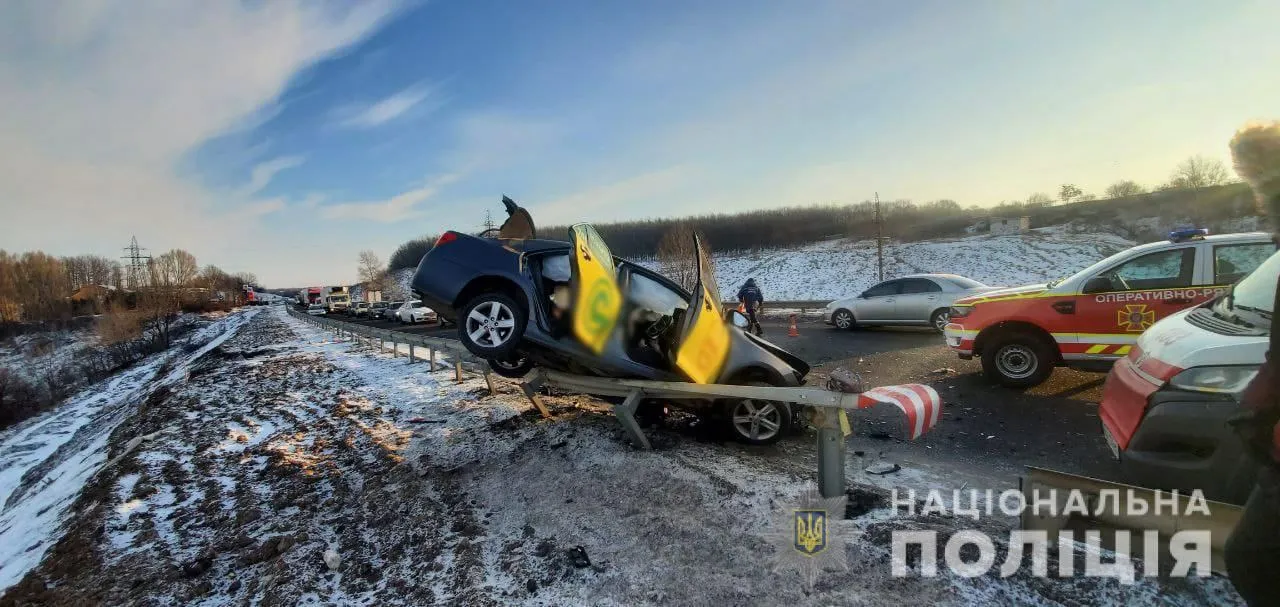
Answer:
[{"left": 943, "top": 276, "right": 985, "bottom": 289}]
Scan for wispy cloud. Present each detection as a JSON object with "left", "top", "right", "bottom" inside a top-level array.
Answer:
[
  {"left": 535, "top": 165, "right": 695, "bottom": 224},
  {"left": 238, "top": 155, "right": 305, "bottom": 197},
  {"left": 336, "top": 84, "right": 435, "bottom": 129},
  {"left": 320, "top": 174, "right": 458, "bottom": 222},
  {"left": 0, "top": 0, "right": 403, "bottom": 284}
]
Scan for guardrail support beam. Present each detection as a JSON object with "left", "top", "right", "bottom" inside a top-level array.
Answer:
[
  {"left": 454, "top": 361, "right": 463, "bottom": 383},
  {"left": 430, "top": 349, "right": 437, "bottom": 372},
  {"left": 815, "top": 409, "right": 846, "bottom": 499},
  {"left": 520, "top": 377, "right": 553, "bottom": 418},
  {"left": 408, "top": 344, "right": 415, "bottom": 363},
  {"left": 614, "top": 389, "right": 651, "bottom": 450}
]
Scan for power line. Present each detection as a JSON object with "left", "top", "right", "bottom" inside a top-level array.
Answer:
[{"left": 875, "top": 193, "right": 884, "bottom": 282}]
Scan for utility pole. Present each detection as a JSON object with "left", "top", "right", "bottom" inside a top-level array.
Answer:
[
  {"left": 875, "top": 193, "right": 884, "bottom": 282},
  {"left": 482, "top": 210, "right": 495, "bottom": 234}
]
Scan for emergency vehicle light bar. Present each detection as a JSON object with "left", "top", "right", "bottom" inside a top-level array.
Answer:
[{"left": 1168, "top": 227, "right": 1209, "bottom": 243}]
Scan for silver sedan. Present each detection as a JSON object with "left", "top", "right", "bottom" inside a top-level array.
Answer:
[{"left": 823, "top": 274, "right": 998, "bottom": 333}]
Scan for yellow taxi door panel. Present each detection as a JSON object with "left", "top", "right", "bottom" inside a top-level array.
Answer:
[
  {"left": 674, "top": 234, "right": 729, "bottom": 383},
  {"left": 568, "top": 224, "right": 622, "bottom": 355}
]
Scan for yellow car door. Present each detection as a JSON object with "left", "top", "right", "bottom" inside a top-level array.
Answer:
[
  {"left": 673, "top": 234, "right": 730, "bottom": 384},
  {"left": 568, "top": 224, "right": 623, "bottom": 355}
]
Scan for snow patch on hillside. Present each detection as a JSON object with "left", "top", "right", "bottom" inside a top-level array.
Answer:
[{"left": 644, "top": 226, "right": 1137, "bottom": 301}]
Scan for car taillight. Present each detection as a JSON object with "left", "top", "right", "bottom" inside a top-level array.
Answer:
[{"left": 435, "top": 232, "right": 458, "bottom": 247}]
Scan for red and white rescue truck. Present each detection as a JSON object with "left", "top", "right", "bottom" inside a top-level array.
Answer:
[{"left": 944, "top": 229, "right": 1275, "bottom": 387}]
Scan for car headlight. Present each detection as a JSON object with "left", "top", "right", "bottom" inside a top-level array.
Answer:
[
  {"left": 949, "top": 305, "right": 973, "bottom": 319},
  {"left": 1168, "top": 365, "right": 1259, "bottom": 395}
]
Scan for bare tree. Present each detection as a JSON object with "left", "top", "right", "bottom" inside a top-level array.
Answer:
[
  {"left": 1105, "top": 180, "right": 1146, "bottom": 198},
  {"left": 357, "top": 250, "right": 385, "bottom": 291},
  {"left": 657, "top": 223, "right": 701, "bottom": 292},
  {"left": 1059, "top": 184, "right": 1083, "bottom": 204},
  {"left": 1169, "top": 155, "right": 1229, "bottom": 189},
  {"left": 1026, "top": 192, "right": 1053, "bottom": 206}
]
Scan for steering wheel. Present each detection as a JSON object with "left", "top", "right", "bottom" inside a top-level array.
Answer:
[{"left": 644, "top": 314, "right": 672, "bottom": 340}]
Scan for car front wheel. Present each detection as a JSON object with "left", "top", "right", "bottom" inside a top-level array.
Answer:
[
  {"left": 458, "top": 292, "right": 526, "bottom": 358},
  {"left": 981, "top": 332, "right": 1055, "bottom": 388},
  {"left": 722, "top": 381, "right": 792, "bottom": 445},
  {"left": 930, "top": 308, "right": 950, "bottom": 334}
]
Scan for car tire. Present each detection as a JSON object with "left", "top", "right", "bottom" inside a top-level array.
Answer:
[
  {"left": 722, "top": 381, "right": 792, "bottom": 446},
  {"left": 929, "top": 308, "right": 950, "bottom": 334},
  {"left": 982, "top": 332, "right": 1055, "bottom": 388},
  {"left": 487, "top": 352, "right": 534, "bottom": 379},
  {"left": 832, "top": 309, "right": 856, "bottom": 331},
  {"left": 457, "top": 292, "right": 526, "bottom": 358}
]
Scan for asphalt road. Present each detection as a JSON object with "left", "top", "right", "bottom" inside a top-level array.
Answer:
[{"left": 327, "top": 308, "right": 1122, "bottom": 491}]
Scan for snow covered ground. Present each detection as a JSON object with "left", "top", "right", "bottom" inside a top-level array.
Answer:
[
  {"left": 0, "top": 306, "right": 1241, "bottom": 605},
  {"left": 655, "top": 225, "right": 1138, "bottom": 301},
  {"left": 0, "top": 309, "right": 258, "bottom": 590}
]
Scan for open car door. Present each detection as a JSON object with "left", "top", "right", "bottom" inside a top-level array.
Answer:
[
  {"left": 567, "top": 223, "right": 623, "bottom": 355},
  {"left": 673, "top": 234, "right": 730, "bottom": 384}
]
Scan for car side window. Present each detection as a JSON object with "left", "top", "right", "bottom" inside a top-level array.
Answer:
[
  {"left": 541, "top": 253, "right": 571, "bottom": 282},
  {"left": 863, "top": 280, "right": 901, "bottom": 298},
  {"left": 1214, "top": 242, "right": 1275, "bottom": 284},
  {"left": 1090, "top": 248, "right": 1195, "bottom": 292},
  {"left": 627, "top": 272, "right": 688, "bottom": 316},
  {"left": 900, "top": 278, "right": 942, "bottom": 294}
]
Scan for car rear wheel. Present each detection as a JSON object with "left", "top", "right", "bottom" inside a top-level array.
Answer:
[
  {"left": 833, "top": 309, "right": 855, "bottom": 330},
  {"left": 929, "top": 308, "right": 950, "bottom": 334},
  {"left": 458, "top": 293, "right": 525, "bottom": 358},
  {"left": 722, "top": 381, "right": 792, "bottom": 445},
  {"left": 982, "top": 332, "right": 1055, "bottom": 388},
  {"left": 488, "top": 352, "right": 534, "bottom": 378}
]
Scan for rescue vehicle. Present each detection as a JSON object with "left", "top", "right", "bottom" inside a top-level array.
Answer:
[
  {"left": 944, "top": 230, "right": 1275, "bottom": 387},
  {"left": 1098, "top": 245, "right": 1279, "bottom": 504}
]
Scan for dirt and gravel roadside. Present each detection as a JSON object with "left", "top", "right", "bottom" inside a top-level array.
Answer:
[{"left": 0, "top": 307, "right": 1243, "bottom": 606}]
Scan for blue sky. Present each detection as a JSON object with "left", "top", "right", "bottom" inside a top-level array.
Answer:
[{"left": 1, "top": 0, "right": 1277, "bottom": 286}]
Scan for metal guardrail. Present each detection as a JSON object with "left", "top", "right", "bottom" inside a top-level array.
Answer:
[
  {"left": 287, "top": 307, "right": 492, "bottom": 386},
  {"left": 720, "top": 299, "right": 828, "bottom": 311}
]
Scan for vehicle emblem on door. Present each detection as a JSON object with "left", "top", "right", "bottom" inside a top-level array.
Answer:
[{"left": 1116, "top": 304, "right": 1156, "bottom": 332}]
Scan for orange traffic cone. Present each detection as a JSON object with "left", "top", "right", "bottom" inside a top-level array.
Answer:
[{"left": 788, "top": 314, "right": 799, "bottom": 337}]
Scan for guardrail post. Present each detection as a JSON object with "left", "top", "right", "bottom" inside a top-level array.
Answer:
[
  {"left": 454, "top": 361, "right": 463, "bottom": 383},
  {"left": 815, "top": 409, "right": 846, "bottom": 499},
  {"left": 483, "top": 371, "right": 496, "bottom": 395},
  {"left": 613, "top": 389, "right": 651, "bottom": 450},
  {"left": 429, "top": 349, "right": 436, "bottom": 372},
  {"left": 408, "top": 344, "right": 415, "bottom": 364}
]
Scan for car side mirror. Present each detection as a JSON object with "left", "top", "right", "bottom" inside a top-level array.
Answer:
[
  {"left": 1083, "top": 276, "right": 1112, "bottom": 294},
  {"left": 729, "top": 310, "right": 750, "bottom": 329}
]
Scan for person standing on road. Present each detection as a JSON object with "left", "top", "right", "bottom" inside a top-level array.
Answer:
[
  {"left": 737, "top": 278, "right": 764, "bottom": 336},
  {"left": 1224, "top": 121, "right": 1280, "bottom": 607}
]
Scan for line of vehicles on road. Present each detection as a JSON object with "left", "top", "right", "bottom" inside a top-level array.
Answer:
[
  {"left": 300, "top": 297, "right": 440, "bottom": 325},
  {"left": 820, "top": 226, "right": 1276, "bottom": 504}
]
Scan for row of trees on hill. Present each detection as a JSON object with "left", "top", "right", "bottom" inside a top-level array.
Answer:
[
  {"left": 1, "top": 247, "right": 260, "bottom": 428},
  {"left": 383, "top": 155, "right": 1244, "bottom": 268}
]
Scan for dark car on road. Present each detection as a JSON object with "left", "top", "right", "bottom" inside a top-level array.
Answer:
[{"left": 410, "top": 198, "right": 810, "bottom": 444}]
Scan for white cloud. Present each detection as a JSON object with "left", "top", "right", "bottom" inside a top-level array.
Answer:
[
  {"left": 0, "top": 0, "right": 402, "bottom": 283},
  {"left": 320, "top": 174, "right": 459, "bottom": 222},
  {"left": 337, "top": 84, "right": 435, "bottom": 128},
  {"left": 239, "top": 155, "right": 306, "bottom": 197}
]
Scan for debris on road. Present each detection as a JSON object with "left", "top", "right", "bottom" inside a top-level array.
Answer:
[{"left": 864, "top": 461, "right": 900, "bottom": 475}]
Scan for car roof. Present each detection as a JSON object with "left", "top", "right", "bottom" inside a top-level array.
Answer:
[
  {"left": 505, "top": 238, "right": 570, "bottom": 253},
  {"left": 1124, "top": 231, "right": 1270, "bottom": 255}
]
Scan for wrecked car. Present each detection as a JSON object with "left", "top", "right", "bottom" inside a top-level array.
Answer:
[{"left": 410, "top": 197, "right": 810, "bottom": 444}]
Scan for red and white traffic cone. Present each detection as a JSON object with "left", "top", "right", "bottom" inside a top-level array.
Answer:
[{"left": 788, "top": 314, "right": 800, "bottom": 337}]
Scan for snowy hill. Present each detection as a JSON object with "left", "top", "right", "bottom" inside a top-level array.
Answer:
[{"left": 646, "top": 225, "right": 1138, "bottom": 301}]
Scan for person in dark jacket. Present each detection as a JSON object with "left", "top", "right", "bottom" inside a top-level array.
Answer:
[
  {"left": 1224, "top": 121, "right": 1280, "bottom": 607},
  {"left": 737, "top": 278, "right": 764, "bottom": 336}
]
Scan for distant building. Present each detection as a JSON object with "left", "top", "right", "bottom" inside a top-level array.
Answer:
[{"left": 989, "top": 216, "right": 1031, "bottom": 235}]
